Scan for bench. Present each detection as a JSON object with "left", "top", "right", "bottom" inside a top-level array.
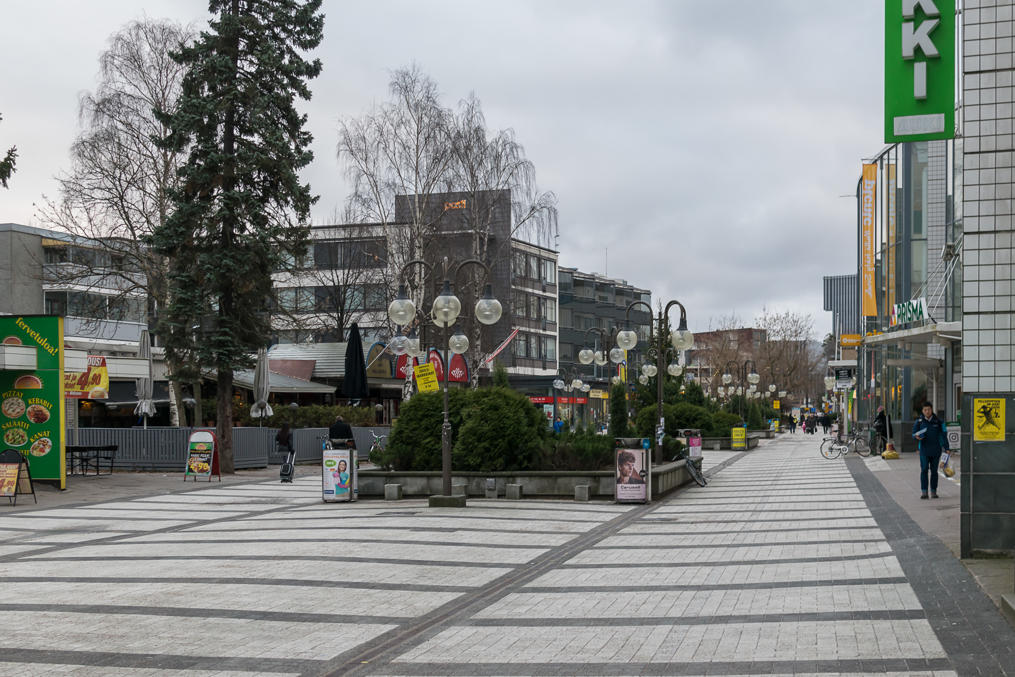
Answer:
[{"left": 66, "top": 445, "right": 117, "bottom": 476}]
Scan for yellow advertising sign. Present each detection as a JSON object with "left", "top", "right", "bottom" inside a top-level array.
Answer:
[
  {"left": 840, "top": 334, "right": 863, "bottom": 347},
  {"left": 861, "top": 163, "right": 878, "bottom": 317},
  {"left": 887, "top": 163, "right": 897, "bottom": 309},
  {"left": 413, "top": 362, "right": 440, "bottom": 394},
  {"left": 731, "top": 427, "right": 747, "bottom": 450},
  {"left": 773, "top": 399, "right": 780, "bottom": 410},
  {"left": 0, "top": 462, "right": 18, "bottom": 497},
  {"left": 64, "top": 355, "right": 109, "bottom": 399},
  {"left": 589, "top": 389, "right": 608, "bottom": 399},
  {"left": 973, "top": 398, "right": 1005, "bottom": 442}
]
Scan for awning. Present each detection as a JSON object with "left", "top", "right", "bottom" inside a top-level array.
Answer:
[
  {"left": 863, "top": 321, "right": 961, "bottom": 346},
  {"left": 0, "top": 344, "right": 37, "bottom": 370},
  {"left": 230, "top": 368, "right": 335, "bottom": 394}
]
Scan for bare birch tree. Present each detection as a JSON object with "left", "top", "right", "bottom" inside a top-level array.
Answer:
[
  {"left": 336, "top": 65, "right": 558, "bottom": 381},
  {"left": 38, "top": 18, "right": 196, "bottom": 423}
]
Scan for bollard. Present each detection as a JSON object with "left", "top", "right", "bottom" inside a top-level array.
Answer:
[
  {"left": 384, "top": 484, "right": 403, "bottom": 500},
  {"left": 506, "top": 483, "right": 523, "bottom": 500},
  {"left": 574, "top": 485, "right": 590, "bottom": 502}
]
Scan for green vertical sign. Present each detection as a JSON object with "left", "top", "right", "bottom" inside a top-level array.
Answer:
[
  {"left": 885, "top": 0, "right": 955, "bottom": 142},
  {"left": 0, "top": 316, "right": 65, "bottom": 486}
]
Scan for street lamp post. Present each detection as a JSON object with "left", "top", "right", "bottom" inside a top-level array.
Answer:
[
  {"left": 553, "top": 366, "right": 584, "bottom": 432},
  {"left": 615, "top": 300, "right": 693, "bottom": 464},
  {"left": 388, "top": 258, "right": 502, "bottom": 499},
  {"left": 578, "top": 326, "right": 621, "bottom": 429},
  {"left": 721, "top": 359, "right": 759, "bottom": 425}
]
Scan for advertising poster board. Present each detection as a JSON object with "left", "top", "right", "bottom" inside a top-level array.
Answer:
[
  {"left": 687, "top": 434, "right": 702, "bottom": 459},
  {"left": 731, "top": 427, "right": 747, "bottom": 450},
  {"left": 0, "top": 316, "right": 65, "bottom": 488},
  {"left": 413, "top": 362, "right": 440, "bottom": 393},
  {"left": 322, "top": 446, "right": 356, "bottom": 502},
  {"left": 615, "top": 447, "right": 648, "bottom": 503},
  {"left": 973, "top": 398, "right": 1005, "bottom": 442},
  {"left": 0, "top": 461, "right": 18, "bottom": 497},
  {"left": 63, "top": 355, "right": 109, "bottom": 398},
  {"left": 184, "top": 430, "right": 220, "bottom": 481}
]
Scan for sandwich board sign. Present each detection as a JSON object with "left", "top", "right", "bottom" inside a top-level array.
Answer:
[{"left": 184, "top": 430, "right": 220, "bottom": 481}]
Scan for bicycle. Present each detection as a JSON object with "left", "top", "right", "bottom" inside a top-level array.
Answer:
[
  {"left": 684, "top": 455, "right": 707, "bottom": 487},
  {"left": 368, "top": 430, "right": 387, "bottom": 458},
  {"left": 820, "top": 426, "right": 871, "bottom": 459}
]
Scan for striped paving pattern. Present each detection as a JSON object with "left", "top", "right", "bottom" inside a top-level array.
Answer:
[{"left": 1, "top": 435, "right": 1012, "bottom": 675}]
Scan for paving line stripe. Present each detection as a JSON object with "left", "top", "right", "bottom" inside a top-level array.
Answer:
[
  {"left": 20, "top": 554, "right": 520, "bottom": 567},
  {"left": 463, "top": 608, "right": 928, "bottom": 626},
  {"left": 318, "top": 449, "right": 759, "bottom": 677},
  {"left": 614, "top": 526, "right": 881, "bottom": 535},
  {"left": 518, "top": 576, "right": 911, "bottom": 592},
  {"left": 640, "top": 515, "right": 875, "bottom": 523},
  {"left": 0, "top": 576, "right": 478, "bottom": 592},
  {"left": 0, "top": 602, "right": 407, "bottom": 625},
  {"left": 180, "top": 524, "right": 575, "bottom": 535},
  {"left": 558, "top": 551, "right": 898, "bottom": 568},
  {"left": 590, "top": 538, "right": 887, "bottom": 549},
  {"left": 236, "top": 513, "right": 606, "bottom": 524},
  {"left": 97, "top": 537, "right": 558, "bottom": 549},
  {"left": 0, "top": 648, "right": 322, "bottom": 674},
  {"left": 378, "top": 658, "right": 954, "bottom": 676}
]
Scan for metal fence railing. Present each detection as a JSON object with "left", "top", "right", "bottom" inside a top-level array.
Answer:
[{"left": 64, "top": 425, "right": 392, "bottom": 471}]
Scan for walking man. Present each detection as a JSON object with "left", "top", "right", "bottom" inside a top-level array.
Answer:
[{"left": 912, "top": 401, "right": 949, "bottom": 499}]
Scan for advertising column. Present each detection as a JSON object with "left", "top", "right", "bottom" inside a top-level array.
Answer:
[{"left": 0, "top": 316, "right": 66, "bottom": 488}]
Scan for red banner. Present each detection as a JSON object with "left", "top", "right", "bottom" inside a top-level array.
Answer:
[
  {"left": 394, "top": 354, "right": 417, "bottom": 379},
  {"left": 448, "top": 353, "right": 469, "bottom": 383},
  {"left": 427, "top": 349, "right": 444, "bottom": 382}
]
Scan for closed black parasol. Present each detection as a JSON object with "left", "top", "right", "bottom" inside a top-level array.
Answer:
[{"left": 341, "top": 322, "right": 369, "bottom": 402}]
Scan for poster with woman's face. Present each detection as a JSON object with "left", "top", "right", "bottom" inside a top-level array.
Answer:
[
  {"left": 322, "top": 447, "right": 352, "bottom": 502},
  {"left": 615, "top": 448, "right": 647, "bottom": 502}
]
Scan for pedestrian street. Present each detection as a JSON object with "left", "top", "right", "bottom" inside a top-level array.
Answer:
[{"left": 0, "top": 434, "right": 1012, "bottom": 676}]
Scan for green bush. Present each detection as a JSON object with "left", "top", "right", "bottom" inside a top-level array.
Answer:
[
  {"left": 747, "top": 401, "right": 765, "bottom": 430},
  {"left": 705, "top": 410, "right": 744, "bottom": 437},
  {"left": 454, "top": 387, "right": 548, "bottom": 472},
  {"left": 541, "top": 429, "right": 614, "bottom": 471},
  {"left": 372, "top": 390, "right": 470, "bottom": 470}
]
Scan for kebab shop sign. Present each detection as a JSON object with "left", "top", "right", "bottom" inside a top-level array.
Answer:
[{"left": 1, "top": 316, "right": 65, "bottom": 484}]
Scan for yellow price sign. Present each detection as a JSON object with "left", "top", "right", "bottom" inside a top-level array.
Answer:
[
  {"left": 731, "top": 427, "right": 747, "bottom": 450},
  {"left": 773, "top": 399, "right": 780, "bottom": 410},
  {"left": 973, "top": 398, "right": 1005, "bottom": 442},
  {"left": 413, "top": 363, "right": 440, "bottom": 394}
]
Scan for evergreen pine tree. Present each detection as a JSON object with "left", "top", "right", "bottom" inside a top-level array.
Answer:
[
  {"left": 609, "top": 381, "right": 629, "bottom": 438},
  {"left": 150, "top": 0, "right": 324, "bottom": 471}
]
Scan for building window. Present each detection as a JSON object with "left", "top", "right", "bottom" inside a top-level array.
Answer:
[
  {"left": 512, "top": 293, "right": 527, "bottom": 319},
  {"left": 44, "top": 247, "right": 69, "bottom": 265},
  {"left": 559, "top": 270, "right": 573, "bottom": 289},
  {"left": 559, "top": 307, "right": 573, "bottom": 328},
  {"left": 512, "top": 251, "right": 526, "bottom": 279},
  {"left": 543, "top": 336, "right": 556, "bottom": 361},
  {"left": 527, "top": 254, "right": 539, "bottom": 280},
  {"left": 513, "top": 332, "right": 529, "bottom": 358},
  {"left": 541, "top": 297, "right": 556, "bottom": 323},
  {"left": 44, "top": 291, "right": 67, "bottom": 316},
  {"left": 542, "top": 259, "right": 556, "bottom": 284},
  {"left": 559, "top": 342, "right": 574, "bottom": 361},
  {"left": 528, "top": 294, "right": 539, "bottom": 320}
]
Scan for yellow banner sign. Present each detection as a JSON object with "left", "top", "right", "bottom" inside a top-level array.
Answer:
[
  {"left": 773, "top": 399, "right": 780, "bottom": 410},
  {"left": 840, "top": 334, "right": 863, "bottom": 347},
  {"left": 588, "top": 389, "right": 608, "bottom": 399},
  {"left": 731, "top": 427, "right": 747, "bottom": 450},
  {"left": 413, "top": 362, "right": 440, "bottom": 394},
  {"left": 973, "top": 398, "right": 1005, "bottom": 442},
  {"left": 64, "top": 355, "right": 109, "bottom": 399},
  {"left": 861, "top": 163, "right": 878, "bottom": 317}
]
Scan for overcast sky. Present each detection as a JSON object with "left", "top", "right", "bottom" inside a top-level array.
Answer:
[{"left": 0, "top": 1, "right": 883, "bottom": 336}]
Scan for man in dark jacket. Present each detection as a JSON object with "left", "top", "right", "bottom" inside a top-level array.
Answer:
[
  {"left": 872, "top": 405, "right": 893, "bottom": 455},
  {"left": 912, "top": 402, "right": 948, "bottom": 499},
  {"left": 329, "top": 414, "right": 354, "bottom": 446}
]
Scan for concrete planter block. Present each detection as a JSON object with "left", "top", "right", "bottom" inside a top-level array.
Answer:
[
  {"left": 505, "top": 483, "right": 523, "bottom": 500},
  {"left": 452, "top": 483, "right": 468, "bottom": 496},
  {"left": 383, "top": 484, "right": 403, "bottom": 500},
  {"left": 428, "top": 494, "right": 467, "bottom": 508},
  {"left": 574, "top": 485, "right": 590, "bottom": 502}
]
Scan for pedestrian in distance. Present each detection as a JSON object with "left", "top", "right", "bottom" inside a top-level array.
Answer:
[
  {"left": 912, "top": 401, "right": 949, "bottom": 499},
  {"left": 329, "top": 413, "right": 353, "bottom": 446},
  {"left": 872, "top": 405, "right": 893, "bottom": 456},
  {"left": 553, "top": 417, "right": 564, "bottom": 434},
  {"left": 276, "top": 422, "right": 293, "bottom": 455},
  {"left": 788, "top": 416, "right": 796, "bottom": 434},
  {"left": 820, "top": 413, "right": 830, "bottom": 435}
]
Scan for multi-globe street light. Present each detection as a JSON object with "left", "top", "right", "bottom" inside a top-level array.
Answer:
[
  {"left": 721, "top": 359, "right": 760, "bottom": 425},
  {"left": 614, "top": 299, "right": 693, "bottom": 464},
  {"left": 553, "top": 366, "right": 585, "bottom": 431},
  {"left": 388, "top": 258, "right": 502, "bottom": 498}
]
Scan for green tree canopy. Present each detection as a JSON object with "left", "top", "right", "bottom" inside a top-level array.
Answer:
[{"left": 149, "top": 0, "right": 324, "bottom": 471}]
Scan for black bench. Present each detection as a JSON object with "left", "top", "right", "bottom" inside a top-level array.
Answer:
[{"left": 66, "top": 445, "right": 117, "bottom": 475}]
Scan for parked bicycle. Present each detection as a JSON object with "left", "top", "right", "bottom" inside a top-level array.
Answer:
[
  {"left": 368, "top": 430, "right": 387, "bottom": 457},
  {"left": 820, "top": 424, "right": 871, "bottom": 459}
]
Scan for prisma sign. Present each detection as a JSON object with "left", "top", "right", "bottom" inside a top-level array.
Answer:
[{"left": 885, "top": 0, "right": 954, "bottom": 142}]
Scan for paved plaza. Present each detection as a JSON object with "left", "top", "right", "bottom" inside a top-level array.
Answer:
[{"left": 0, "top": 435, "right": 1013, "bottom": 676}]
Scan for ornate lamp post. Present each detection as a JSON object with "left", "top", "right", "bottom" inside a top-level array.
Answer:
[
  {"left": 388, "top": 258, "right": 502, "bottom": 499},
  {"left": 721, "top": 359, "right": 759, "bottom": 425},
  {"left": 553, "top": 366, "right": 584, "bottom": 431},
  {"left": 578, "top": 326, "right": 621, "bottom": 427},
  {"left": 615, "top": 300, "right": 693, "bottom": 463}
]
